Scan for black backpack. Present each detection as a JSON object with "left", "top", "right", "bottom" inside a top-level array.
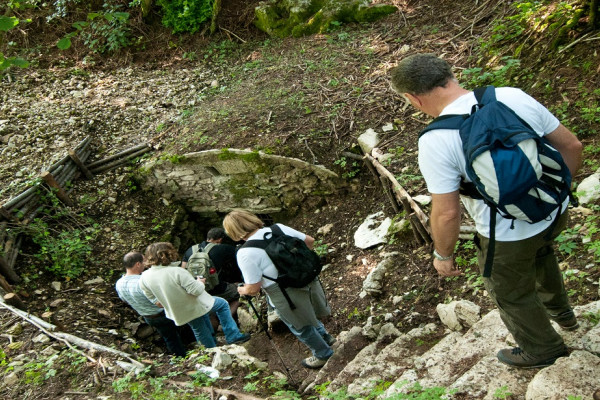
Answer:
[{"left": 241, "top": 224, "right": 322, "bottom": 309}]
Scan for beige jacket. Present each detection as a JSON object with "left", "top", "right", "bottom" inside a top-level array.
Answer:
[{"left": 139, "top": 262, "right": 215, "bottom": 326}]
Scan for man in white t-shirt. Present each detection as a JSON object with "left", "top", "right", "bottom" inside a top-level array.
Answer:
[{"left": 389, "top": 54, "right": 583, "bottom": 369}]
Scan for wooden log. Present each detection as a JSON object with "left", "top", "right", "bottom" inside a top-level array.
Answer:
[
  {"left": 2, "top": 186, "right": 37, "bottom": 212},
  {"left": 6, "top": 236, "right": 21, "bottom": 278},
  {"left": 379, "top": 176, "right": 400, "bottom": 213},
  {"left": 89, "top": 146, "right": 151, "bottom": 174},
  {"left": 367, "top": 150, "right": 431, "bottom": 235},
  {"left": 86, "top": 143, "right": 150, "bottom": 169},
  {"left": 4, "top": 292, "right": 25, "bottom": 310},
  {"left": 0, "top": 255, "right": 20, "bottom": 283},
  {"left": 0, "top": 207, "right": 15, "bottom": 221},
  {"left": 40, "top": 171, "right": 74, "bottom": 207},
  {"left": 410, "top": 214, "right": 433, "bottom": 244},
  {"left": 0, "top": 273, "right": 13, "bottom": 293}
]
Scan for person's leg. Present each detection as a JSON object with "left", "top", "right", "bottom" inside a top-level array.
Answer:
[
  {"left": 144, "top": 315, "right": 186, "bottom": 357},
  {"left": 211, "top": 296, "right": 248, "bottom": 344},
  {"left": 478, "top": 233, "right": 566, "bottom": 357},
  {"left": 284, "top": 320, "right": 333, "bottom": 360},
  {"left": 186, "top": 314, "right": 217, "bottom": 348}
]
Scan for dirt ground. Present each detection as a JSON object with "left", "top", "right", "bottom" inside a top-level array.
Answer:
[{"left": 1, "top": 0, "right": 599, "bottom": 399}]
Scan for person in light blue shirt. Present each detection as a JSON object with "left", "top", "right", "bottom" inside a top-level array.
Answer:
[{"left": 115, "top": 252, "right": 187, "bottom": 357}]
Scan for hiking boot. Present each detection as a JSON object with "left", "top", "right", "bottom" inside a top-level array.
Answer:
[
  {"left": 230, "top": 333, "right": 251, "bottom": 345},
  {"left": 549, "top": 310, "right": 579, "bottom": 331},
  {"left": 301, "top": 356, "right": 328, "bottom": 369},
  {"left": 322, "top": 333, "right": 336, "bottom": 346},
  {"left": 497, "top": 347, "right": 568, "bottom": 369}
]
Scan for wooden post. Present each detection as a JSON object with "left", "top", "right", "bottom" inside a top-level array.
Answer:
[
  {"left": 40, "top": 171, "right": 74, "bottom": 207},
  {"left": 4, "top": 292, "right": 26, "bottom": 310},
  {"left": 68, "top": 150, "right": 94, "bottom": 179},
  {"left": 0, "top": 273, "right": 13, "bottom": 293}
]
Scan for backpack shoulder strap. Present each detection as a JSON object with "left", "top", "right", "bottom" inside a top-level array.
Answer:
[
  {"left": 419, "top": 114, "right": 466, "bottom": 138},
  {"left": 474, "top": 85, "right": 495, "bottom": 103},
  {"left": 269, "top": 224, "right": 284, "bottom": 237},
  {"left": 203, "top": 242, "right": 217, "bottom": 254},
  {"left": 191, "top": 244, "right": 201, "bottom": 254}
]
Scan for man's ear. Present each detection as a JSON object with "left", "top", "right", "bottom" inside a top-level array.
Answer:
[{"left": 404, "top": 92, "right": 422, "bottom": 107}]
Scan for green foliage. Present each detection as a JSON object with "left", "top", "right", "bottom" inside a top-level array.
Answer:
[
  {"left": 156, "top": 0, "right": 214, "bottom": 34},
  {"left": 461, "top": 57, "right": 523, "bottom": 88},
  {"left": 556, "top": 226, "right": 580, "bottom": 256},
  {"left": 58, "top": 4, "right": 132, "bottom": 53},
  {"left": 313, "top": 239, "right": 329, "bottom": 257},
  {"left": 28, "top": 219, "right": 98, "bottom": 279},
  {"left": 334, "top": 156, "right": 361, "bottom": 179},
  {"left": 17, "top": 189, "right": 99, "bottom": 279},
  {"left": 0, "top": 16, "right": 29, "bottom": 72},
  {"left": 493, "top": 385, "right": 513, "bottom": 399}
]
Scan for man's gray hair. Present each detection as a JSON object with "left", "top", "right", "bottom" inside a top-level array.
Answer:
[{"left": 390, "top": 53, "right": 454, "bottom": 95}]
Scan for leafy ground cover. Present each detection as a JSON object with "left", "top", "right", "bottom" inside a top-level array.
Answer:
[{"left": 1, "top": 0, "right": 599, "bottom": 398}]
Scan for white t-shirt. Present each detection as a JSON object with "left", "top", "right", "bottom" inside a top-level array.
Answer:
[
  {"left": 237, "top": 223, "right": 307, "bottom": 288},
  {"left": 418, "top": 87, "right": 564, "bottom": 241}
]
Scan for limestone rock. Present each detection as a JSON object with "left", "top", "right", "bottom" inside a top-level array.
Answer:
[{"left": 354, "top": 211, "right": 392, "bottom": 249}]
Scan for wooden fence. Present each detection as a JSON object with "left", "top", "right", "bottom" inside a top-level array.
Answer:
[{"left": 0, "top": 138, "right": 152, "bottom": 308}]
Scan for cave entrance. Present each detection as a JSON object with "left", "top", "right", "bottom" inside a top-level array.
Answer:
[{"left": 170, "top": 209, "right": 276, "bottom": 255}]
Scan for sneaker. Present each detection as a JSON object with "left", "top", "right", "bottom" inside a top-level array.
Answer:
[
  {"left": 550, "top": 310, "right": 579, "bottom": 331},
  {"left": 322, "top": 333, "right": 337, "bottom": 346},
  {"left": 230, "top": 333, "right": 251, "bottom": 345},
  {"left": 301, "top": 356, "right": 328, "bottom": 369},
  {"left": 497, "top": 347, "right": 568, "bottom": 369}
]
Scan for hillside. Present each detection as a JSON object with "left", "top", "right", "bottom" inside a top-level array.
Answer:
[{"left": 0, "top": 0, "right": 599, "bottom": 399}]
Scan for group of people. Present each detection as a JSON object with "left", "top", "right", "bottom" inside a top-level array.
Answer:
[
  {"left": 116, "top": 213, "right": 335, "bottom": 369},
  {"left": 115, "top": 229, "right": 251, "bottom": 357},
  {"left": 118, "top": 53, "right": 582, "bottom": 372}
]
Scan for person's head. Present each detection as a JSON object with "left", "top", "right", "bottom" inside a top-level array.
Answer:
[
  {"left": 206, "top": 227, "right": 226, "bottom": 242},
  {"left": 223, "top": 210, "right": 264, "bottom": 241},
  {"left": 123, "top": 252, "right": 144, "bottom": 272},
  {"left": 389, "top": 53, "right": 455, "bottom": 96},
  {"left": 143, "top": 242, "right": 179, "bottom": 267}
]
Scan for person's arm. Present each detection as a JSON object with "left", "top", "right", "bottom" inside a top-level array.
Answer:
[
  {"left": 304, "top": 234, "right": 315, "bottom": 250},
  {"left": 544, "top": 123, "right": 583, "bottom": 178},
  {"left": 430, "top": 191, "right": 462, "bottom": 277},
  {"left": 181, "top": 261, "right": 188, "bottom": 269},
  {"left": 238, "top": 281, "right": 262, "bottom": 296}
]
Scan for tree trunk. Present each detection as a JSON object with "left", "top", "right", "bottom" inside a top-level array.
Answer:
[{"left": 591, "top": 0, "right": 599, "bottom": 28}]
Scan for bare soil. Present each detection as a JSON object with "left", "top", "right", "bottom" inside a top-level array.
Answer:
[{"left": 1, "top": 0, "right": 599, "bottom": 399}]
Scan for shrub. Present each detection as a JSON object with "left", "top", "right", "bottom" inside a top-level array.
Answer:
[{"left": 156, "top": 0, "right": 214, "bottom": 34}]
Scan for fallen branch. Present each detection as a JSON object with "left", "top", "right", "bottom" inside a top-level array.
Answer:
[
  {"left": 0, "top": 300, "right": 144, "bottom": 368},
  {"left": 366, "top": 149, "right": 431, "bottom": 239}
]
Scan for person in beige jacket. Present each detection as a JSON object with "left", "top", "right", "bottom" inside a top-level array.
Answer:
[{"left": 139, "top": 242, "right": 249, "bottom": 348}]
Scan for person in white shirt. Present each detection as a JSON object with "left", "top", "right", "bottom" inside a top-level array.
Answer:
[
  {"left": 223, "top": 210, "right": 335, "bottom": 369},
  {"left": 389, "top": 53, "right": 582, "bottom": 369}
]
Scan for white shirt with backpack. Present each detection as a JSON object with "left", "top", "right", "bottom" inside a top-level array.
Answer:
[
  {"left": 418, "top": 87, "right": 568, "bottom": 241},
  {"left": 236, "top": 223, "right": 306, "bottom": 288}
]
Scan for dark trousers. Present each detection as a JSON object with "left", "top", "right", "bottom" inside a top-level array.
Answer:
[
  {"left": 477, "top": 211, "right": 571, "bottom": 356},
  {"left": 143, "top": 312, "right": 187, "bottom": 357}
]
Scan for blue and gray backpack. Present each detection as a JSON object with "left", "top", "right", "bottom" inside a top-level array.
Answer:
[{"left": 420, "top": 86, "right": 576, "bottom": 277}]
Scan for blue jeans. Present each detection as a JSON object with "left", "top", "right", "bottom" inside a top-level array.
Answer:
[
  {"left": 143, "top": 312, "right": 186, "bottom": 357},
  {"left": 187, "top": 314, "right": 216, "bottom": 348},
  {"left": 187, "top": 297, "right": 245, "bottom": 348},
  {"left": 286, "top": 320, "right": 333, "bottom": 360}
]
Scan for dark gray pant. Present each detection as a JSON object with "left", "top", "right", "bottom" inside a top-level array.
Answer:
[{"left": 476, "top": 211, "right": 571, "bottom": 356}]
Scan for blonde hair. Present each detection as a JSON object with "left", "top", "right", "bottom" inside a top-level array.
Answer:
[
  {"left": 144, "top": 242, "right": 179, "bottom": 267},
  {"left": 223, "top": 210, "right": 264, "bottom": 241}
]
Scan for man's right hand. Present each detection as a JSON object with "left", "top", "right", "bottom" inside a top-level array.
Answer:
[{"left": 433, "top": 258, "right": 461, "bottom": 277}]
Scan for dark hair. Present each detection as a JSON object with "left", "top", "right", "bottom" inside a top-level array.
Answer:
[
  {"left": 390, "top": 53, "right": 454, "bottom": 95},
  {"left": 123, "top": 252, "right": 143, "bottom": 270},
  {"left": 143, "top": 242, "right": 179, "bottom": 267},
  {"left": 207, "top": 227, "right": 226, "bottom": 241}
]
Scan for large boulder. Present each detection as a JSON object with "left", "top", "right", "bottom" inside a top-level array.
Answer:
[{"left": 255, "top": 0, "right": 397, "bottom": 38}]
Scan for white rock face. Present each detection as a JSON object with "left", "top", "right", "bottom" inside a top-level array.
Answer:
[{"left": 576, "top": 171, "right": 600, "bottom": 204}]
